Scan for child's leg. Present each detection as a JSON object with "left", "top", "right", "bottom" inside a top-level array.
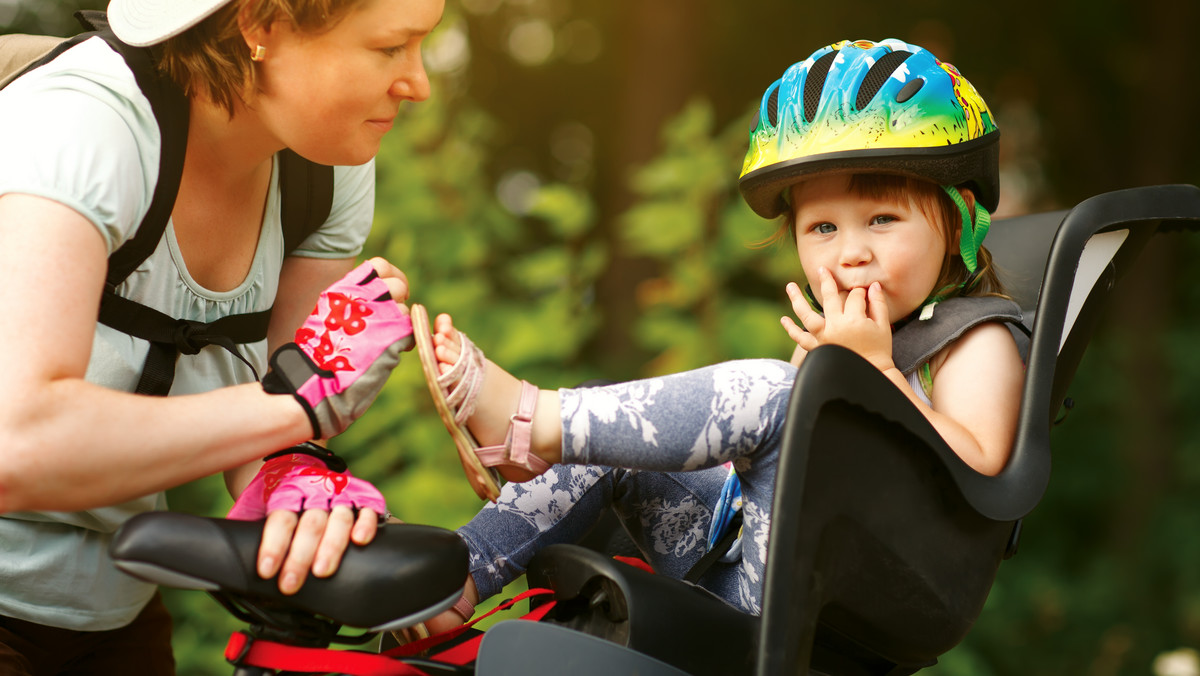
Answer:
[
  {"left": 458, "top": 461, "right": 775, "bottom": 610},
  {"left": 433, "top": 315, "right": 794, "bottom": 615},
  {"left": 559, "top": 360, "right": 795, "bottom": 480},
  {"left": 458, "top": 464, "right": 722, "bottom": 598},
  {"left": 431, "top": 314, "right": 796, "bottom": 479},
  {"left": 459, "top": 461, "right": 771, "bottom": 615},
  {"left": 560, "top": 359, "right": 794, "bottom": 615}
]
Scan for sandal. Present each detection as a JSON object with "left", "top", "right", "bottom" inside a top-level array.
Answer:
[
  {"left": 411, "top": 304, "right": 551, "bottom": 502},
  {"left": 388, "top": 593, "right": 475, "bottom": 649}
]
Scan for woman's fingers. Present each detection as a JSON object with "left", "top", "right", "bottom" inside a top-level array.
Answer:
[
  {"left": 351, "top": 507, "right": 379, "bottom": 545},
  {"left": 263, "top": 508, "right": 328, "bottom": 595},
  {"left": 311, "top": 506, "right": 356, "bottom": 579},
  {"left": 258, "top": 510, "right": 298, "bottom": 583},
  {"left": 365, "top": 256, "right": 410, "bottom": 303},
  {"left": 257, "top": 507, "right": 381, "bottom": 593}
]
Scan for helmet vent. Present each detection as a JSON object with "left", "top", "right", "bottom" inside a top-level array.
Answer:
[
  {"left": 803, "top": 51, "right": 838, "bottom": 123},
  {"left": 895, "top": 76, "right": 925, "bottom": 103},
  {"left": 767, "top": 85, "right": 779, "bottom": 127},
  {"left": 855, "top": 50, "right": 913, "bottom": 110}
]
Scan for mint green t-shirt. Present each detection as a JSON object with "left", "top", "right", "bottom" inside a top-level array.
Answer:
[{"left": 0, "top": 36, "right": 376, "bottom": 630}]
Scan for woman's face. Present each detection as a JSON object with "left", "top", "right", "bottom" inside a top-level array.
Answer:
[{"left": 247, "top": 0, "right": 444, "bottom": 166}]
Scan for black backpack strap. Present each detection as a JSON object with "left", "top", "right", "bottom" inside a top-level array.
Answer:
[
  {"left": 84, "top": 16, "right": 190, "bottom": 288},
  {"left": 277, "top": 148, "right": 335, "bottom": 256},
  {"left": 99, "top": 293, "right": 271, "bottom": 396}
]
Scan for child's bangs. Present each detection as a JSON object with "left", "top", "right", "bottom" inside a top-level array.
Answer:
[{"left": 845, "top": 174, "right": 949, "bottom": 228}]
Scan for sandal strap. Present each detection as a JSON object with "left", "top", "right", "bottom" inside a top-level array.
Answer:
[
  {"left": 476, "top": 381, "right": 552, "bottom": 475},
  {"left": 451, "top": 592, "right": 475, "bottom": 622},
  {"left": 438, "top": 331, "right": 486, "bottom": 427}
]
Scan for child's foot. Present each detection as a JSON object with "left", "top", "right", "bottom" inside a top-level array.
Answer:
[
  {"left": 423, "top": 576, "right": 480, "bottom": 635},
  {"left": 430, "top": 313, "right": 563, "bottom": 483}
]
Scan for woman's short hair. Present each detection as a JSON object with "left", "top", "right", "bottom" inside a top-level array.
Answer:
[{"left": 157, "top": 0, "right": 365, "bottom": 115}]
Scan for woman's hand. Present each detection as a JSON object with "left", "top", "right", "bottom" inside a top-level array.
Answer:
[
  {"left": 263, "top": 259, "right": 415, "bottom": 440},
  {"left": 226, "top": 447, "right": 385, "bottom": 595},
  {"left": 361, "top": 256, "right": 410, "bottom": 310},
  {"left": 781, "top": 267, "right": 895, "bottom": 372},
  {"left": 258, "top": 505, "right": 379, "bottom": 595}
]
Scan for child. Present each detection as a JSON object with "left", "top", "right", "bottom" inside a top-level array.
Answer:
[{"left": 412, "top": 38, "right": 1025, "bottom": 629}]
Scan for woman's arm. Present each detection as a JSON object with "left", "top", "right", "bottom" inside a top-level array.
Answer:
[
  {"left": 0, "top": 194, "right": 313, "bottom": 513},
  {"left": 222, "top": 255, "right": 359, "bottom": 499},
  {"left": 227, "top": 253, "right": 410, "bottom": 594}
]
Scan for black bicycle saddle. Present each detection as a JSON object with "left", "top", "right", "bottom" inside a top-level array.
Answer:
[{"left": 110, "top": 511, "right": 468, "bottom": 632}]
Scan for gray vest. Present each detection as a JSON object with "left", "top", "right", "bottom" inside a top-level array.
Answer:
[{"left": 891, "top": 296, "right": 1025, "bottom": 375}]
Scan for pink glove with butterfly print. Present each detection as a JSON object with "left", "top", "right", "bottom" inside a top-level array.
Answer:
[
  {"left": 263, "top": 261, "right": 414, "bottom": 440},
  {"left": 227, "top": 446, "right": 386, "bottom": 520}
]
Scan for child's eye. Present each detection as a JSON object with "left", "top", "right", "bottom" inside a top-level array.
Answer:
[
  {"left": 810, "top": 222, "right": 837, "bottom": 235},
  {"left": 870, "top": 214, "right": 897, "bottom": 225}
]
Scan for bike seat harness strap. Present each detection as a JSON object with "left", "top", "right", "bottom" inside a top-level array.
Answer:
[{"left": 223, "top": 588, "right": 557, "bottom": 675}]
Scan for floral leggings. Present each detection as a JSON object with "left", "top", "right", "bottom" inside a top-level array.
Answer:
[{"left": 456, "top": 359, "right": 797, "bottom": 615}]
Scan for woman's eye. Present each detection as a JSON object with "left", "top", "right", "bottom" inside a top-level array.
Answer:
[
  {"left": 380, "top": 44, "right": 406, "bottom": 57},
  {"left": 871, "top": 214, "right": 897, "bottom": 225},
  {"left": 814, "top": 222, "right": 837, "bottom": 234}
]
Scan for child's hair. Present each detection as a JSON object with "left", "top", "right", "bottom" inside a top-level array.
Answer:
[
  {"left": 156, "top": 0, "right": 366, "bottom": 115},
  {"left": 767, "top": 173, "right": 1007, "bottom": 301}
]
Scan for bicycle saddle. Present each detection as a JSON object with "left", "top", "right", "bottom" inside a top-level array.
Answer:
[{"left": 110, "top": 511, "right": 468, "bottom": 632}]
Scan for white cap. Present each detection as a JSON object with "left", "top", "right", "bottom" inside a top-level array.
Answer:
[{"left": 107, "top": 0, "right": 236, "bottom": 47}]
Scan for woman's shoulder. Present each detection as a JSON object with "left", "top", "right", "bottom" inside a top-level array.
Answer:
[
  {"left": 0, "top": 37, "right": 160, "bottom": 253},
  {"left": 2, "top": 36, "right": 147, "bottom": 109}
]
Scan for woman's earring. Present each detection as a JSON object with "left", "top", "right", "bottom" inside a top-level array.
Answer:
[{"left": 251, "top": 45, "right": 267, "bottom": 62}]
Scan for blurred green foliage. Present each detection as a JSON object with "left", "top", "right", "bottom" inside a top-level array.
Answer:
[{"left": 5, "top": 0, "right": 1200, "bottom": 673}]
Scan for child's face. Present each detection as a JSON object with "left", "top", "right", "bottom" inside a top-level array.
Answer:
[{"left": 791, "top": 174, "right": 947, "bottom": 322}]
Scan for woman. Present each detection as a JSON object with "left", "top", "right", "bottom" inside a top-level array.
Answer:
[{"left": 0, "top": 0, "right": 442, "bottom": 672}]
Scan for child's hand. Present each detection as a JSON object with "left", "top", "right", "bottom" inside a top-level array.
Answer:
[
  {"left": 782, "top": 282, "right": 821, "bottom": 365},
  {"left": 781, "top": 267, "right": 895, "bottom": 372}
]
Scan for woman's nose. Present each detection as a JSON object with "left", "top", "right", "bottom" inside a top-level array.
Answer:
[{"left": 390, "top": 59, "right": 431, "bottom": 102}]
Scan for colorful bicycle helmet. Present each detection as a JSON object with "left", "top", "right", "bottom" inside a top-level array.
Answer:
[{"left": 739, "top": 39, "right": 1000, "bottom": 219}]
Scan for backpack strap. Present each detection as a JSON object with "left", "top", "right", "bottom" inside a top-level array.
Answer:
[
  {"left": 278, "top": 148, "right": 335, "bottom": 256},
  {"left": 99, "top": 293, "right": 272, "bottom": 395},
  {"left": 74, "top": 12, "right": 191, "bottom": 289},
  {"left": 0, "top": 34, "right": 69, "bottom": 88}
]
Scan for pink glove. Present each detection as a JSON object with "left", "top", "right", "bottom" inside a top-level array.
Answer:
[
  {"left": 227, "top": 449, "right": 386, "bottom": 521},
  {"left": 263, "top": 261, "right": 414, "bottom": 439}
]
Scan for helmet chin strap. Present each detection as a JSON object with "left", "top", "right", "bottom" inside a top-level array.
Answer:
[
  {"left": 942, "top": 185, "right": 990, "bottom": 276},
  {"left": 924, "top": 185, "right": 991, "bottom": 306}
]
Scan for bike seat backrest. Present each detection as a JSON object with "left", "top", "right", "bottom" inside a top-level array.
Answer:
[
  {"left": 986, "top": 209, "right": 1067, "bottom": 332},
  {"left": 975, "top": 184, "right": 1200, "bottom": 520},
  {"left": 109, "top": 512, "right": 469, "bottom": 631}
]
